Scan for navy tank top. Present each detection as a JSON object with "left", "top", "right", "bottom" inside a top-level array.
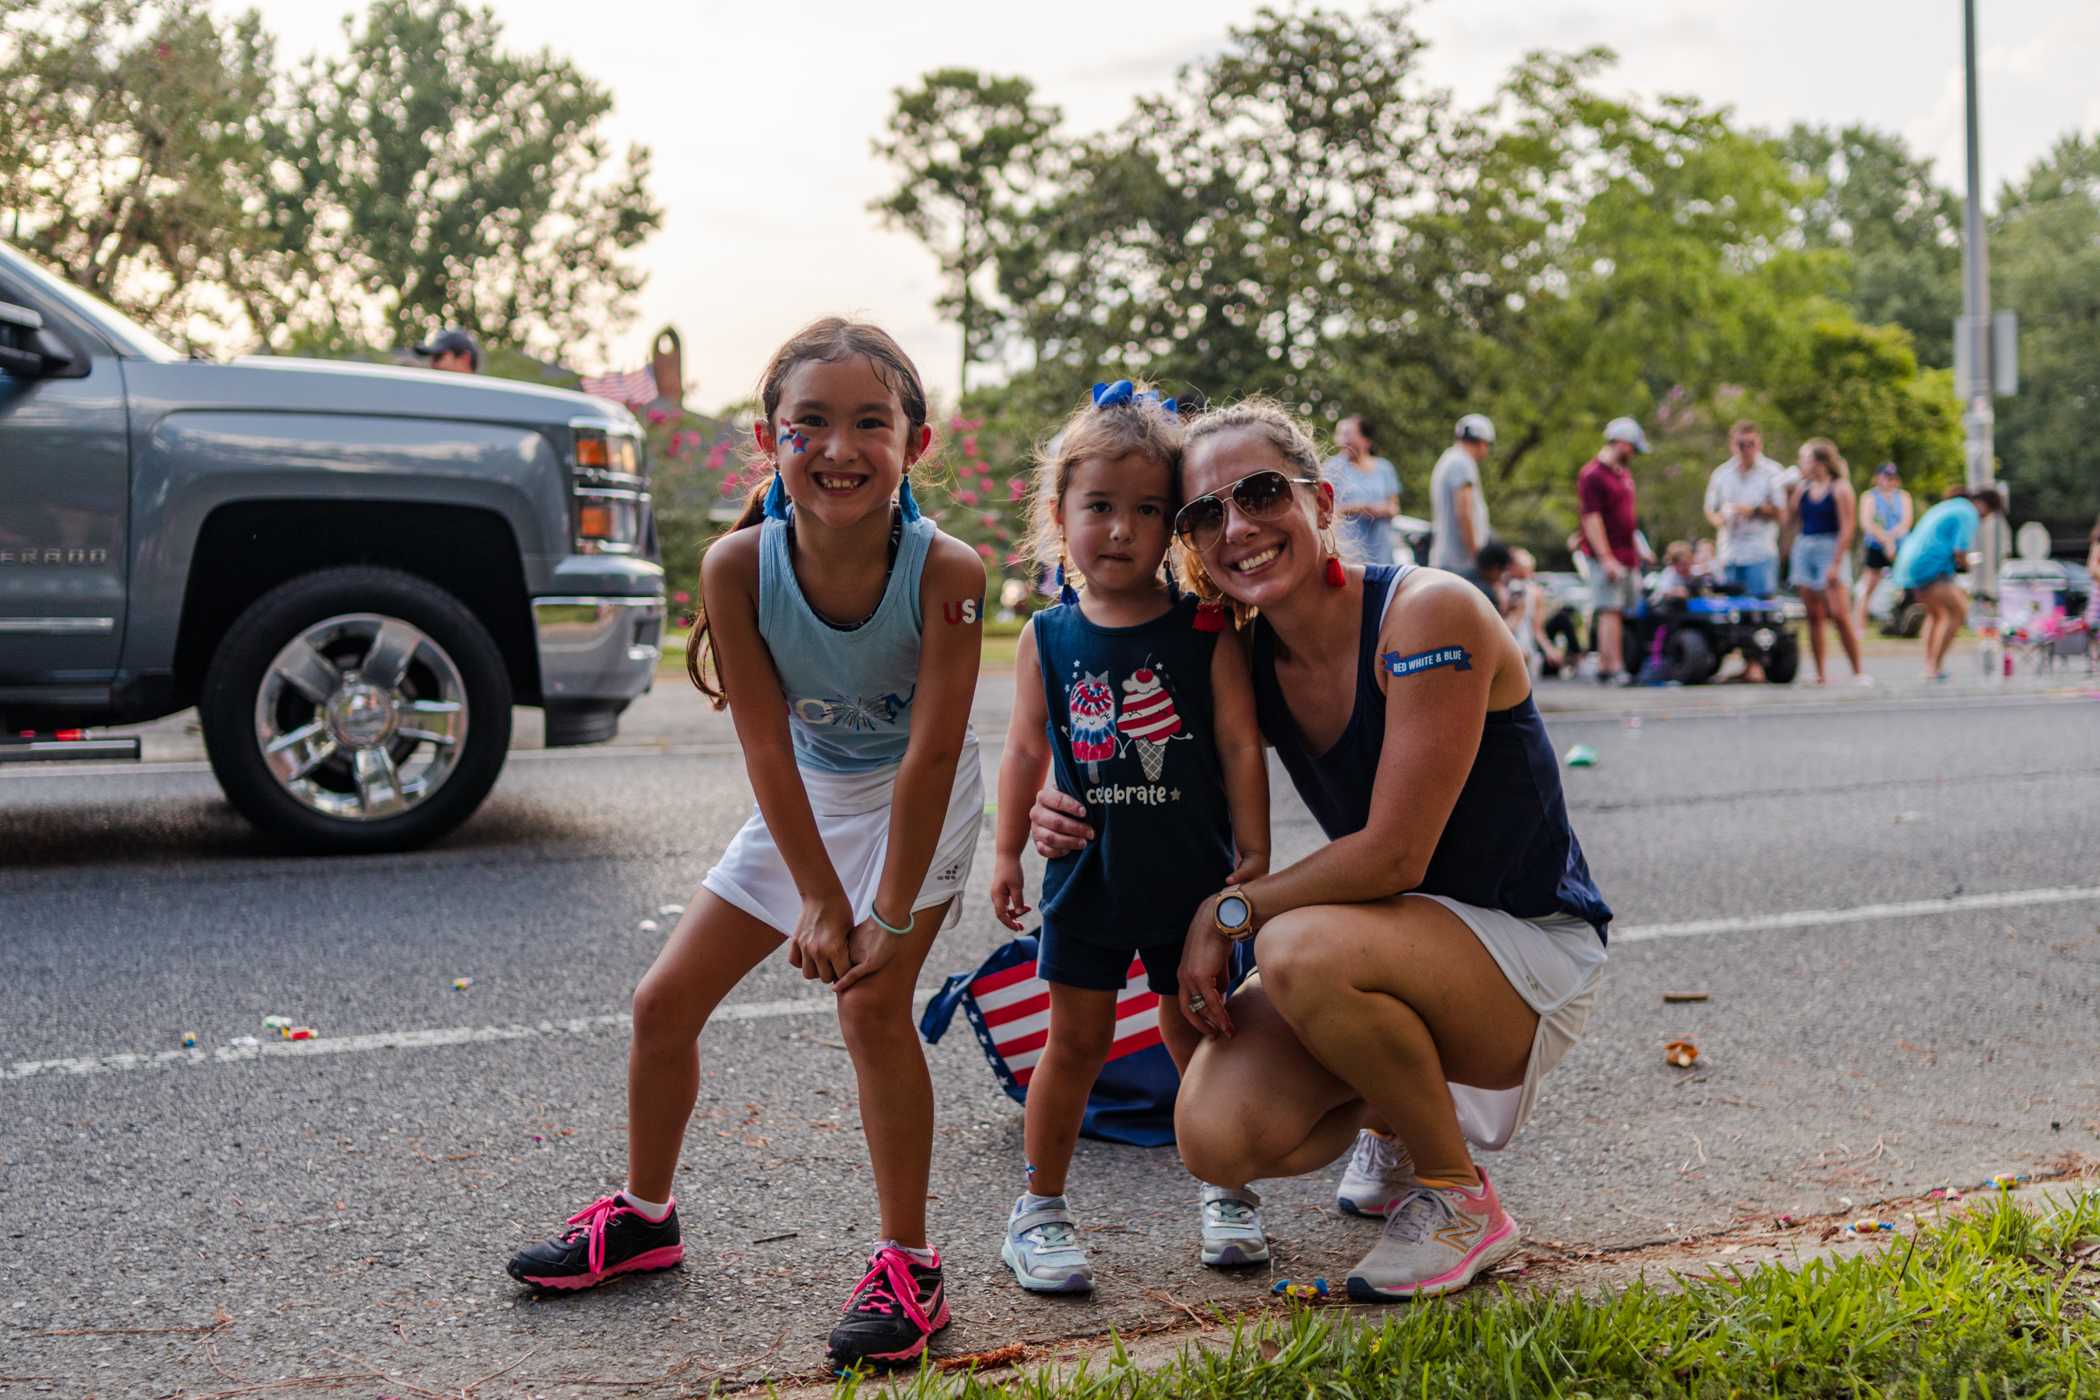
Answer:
[
  {"left": 1797, "top": 485, "right": 1840, "bottom": 537},
  {"left": 1035, "top": 592, "right": 1235, "bottom": 945},
  {"left": 1251, "top": 565, "right": 1612, "bottom": 941}
]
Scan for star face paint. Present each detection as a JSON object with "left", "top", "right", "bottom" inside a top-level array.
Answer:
[
  {"left": 1381, "top": 645, "right": 1473, "bottom": 679},
  {"left": 778, "top": 421, "right": 811, "bottom": 454}
]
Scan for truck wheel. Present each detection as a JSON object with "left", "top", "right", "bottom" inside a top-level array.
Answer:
[{"left": 200, "top": 566, "right": 512, "bottom": 853}]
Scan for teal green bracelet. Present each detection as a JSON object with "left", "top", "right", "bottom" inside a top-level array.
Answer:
[{"left": 870, "top": 905, "right": 915, "bottom": 938}]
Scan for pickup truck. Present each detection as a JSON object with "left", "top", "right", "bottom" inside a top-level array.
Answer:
[{"left": 0, "top": 239, "right": 665, "bottom": 852}]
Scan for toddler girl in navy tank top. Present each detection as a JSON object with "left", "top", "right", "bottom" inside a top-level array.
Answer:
[{"left": 988, "top": 381, "right": 1270, "bottom": 1294}]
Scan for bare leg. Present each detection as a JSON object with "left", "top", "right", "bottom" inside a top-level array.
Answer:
[
  {"left": 1019, "top": 985, "right": 1118, "bottom": 1198},
  {"left": 834, "top": 899, "right": 953, "bottom": 1248},
  {"left": 1595, "top": 610, "right": 1622, "bottom": 677},
  {"left": 1157, "top": 996, "right": 1201, "bottom": 1075},
  {"left": 1826, "top": 580, "right": 1865, "bottom": 675},
  {"left": 626, "top": 892, "right": 787, "bottom": 1202},
  {"left": 1800, "top": 587, "right": 1828, "bottom": 681},
  {"left": 1855, "top": 567, "right": 1882, "bottom": 634},
  {"left": 1177, "top": 896, "right": 1538, "bottom": 1192}
]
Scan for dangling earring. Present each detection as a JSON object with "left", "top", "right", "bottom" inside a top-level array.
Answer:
[
  {"left": 896, "top": 474, "right": 921, "bottom": 523},
  {"left": 1324, "top": 554, "right": 1346, "bottom": 589},
  {"left": 762, "top": 469, "right": 789, "bottom": 521},
  {"left": 1056, "top": 557, "right": 1080, "bottom": 606}
]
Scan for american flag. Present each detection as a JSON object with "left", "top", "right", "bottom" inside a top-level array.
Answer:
[
  {"left": 578, "top": 367, "right": 659, "bottom": 407},
  {"left": 968, "top": 954, "right": 1161, "bottom": 1088}
]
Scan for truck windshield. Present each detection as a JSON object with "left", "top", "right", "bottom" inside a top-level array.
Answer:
[{"left": 1, "top": 241, "right": 186, "bottom": 362}]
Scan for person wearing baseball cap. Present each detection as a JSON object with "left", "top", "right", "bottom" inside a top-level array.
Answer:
[
  {"left": 412, "top": 327, "right": 480, "bottom": 374},
  {"left": 1576, "top": 417, "right": 1651, "bottom": 683},
  {"left": 1428, "top": 414, "right": 1496, "bottom": 573}
]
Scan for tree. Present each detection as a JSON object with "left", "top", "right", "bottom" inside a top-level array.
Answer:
[
  {"left": 0, "top": 0, "right": 284, "bottom": 348},
  {"left": 266, "top": 0, "right": 660, "bottom": 358},
  {"left": 1782, "top": 123, "right": 1962, "bottom": 369},
  {"left": 1990, "top": 133, "right": 2100, "bottom": 529},
  {"left": 870, "top": 70, "right": 1060, "bottom": 393},
  {"left": 1763, "top": 318, "right": 1962, "bottom": 494}
]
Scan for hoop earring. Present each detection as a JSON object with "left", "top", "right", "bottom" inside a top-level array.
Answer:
[{"left": 1324, "top": 554, "right": 1346, "bottom": 589}]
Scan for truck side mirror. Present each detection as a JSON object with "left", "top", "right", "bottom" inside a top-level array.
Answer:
[{"left": 0, "top": 300, "right": 61, "bottom": 378}]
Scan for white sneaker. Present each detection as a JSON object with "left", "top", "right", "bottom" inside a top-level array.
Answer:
[
  {"left": 1000, "top": 1194, "right": 1093, "bottom": 1294},
  {"left": 1335, "top": 1129, "right": 1414, "bottom": 1218},
  {"left": 1198, "top": 1184, "right": 1270, "bottom": 1267}
]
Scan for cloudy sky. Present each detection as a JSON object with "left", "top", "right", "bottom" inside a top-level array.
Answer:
[{"left": 230, "top": 0, "right": 2100, "bottom": 406}]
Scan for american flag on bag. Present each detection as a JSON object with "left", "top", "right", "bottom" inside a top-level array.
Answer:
[
  {"left": 919, "top": 932, "right": 1251, "bottom": 1148},
  {"left": 579, "top": 366, "right": 660, "bottom": 407}
]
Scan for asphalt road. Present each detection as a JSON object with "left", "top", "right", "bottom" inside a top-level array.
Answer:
[{"left": 4, "top": 666, "right": 2099, "bottom": 1395}]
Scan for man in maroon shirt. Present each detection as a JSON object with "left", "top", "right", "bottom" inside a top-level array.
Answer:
[{"left": 1577, "top": 417, "right": 1651, "bottom": 683}]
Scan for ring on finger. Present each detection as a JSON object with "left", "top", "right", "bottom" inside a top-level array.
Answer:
[{"left": 1188, "top": 994, "right": 1208, "bottom": 1011}]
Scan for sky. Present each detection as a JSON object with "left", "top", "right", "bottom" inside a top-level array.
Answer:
[{"left": 227, "top": 0, "right": 2100, "bottom": 407}]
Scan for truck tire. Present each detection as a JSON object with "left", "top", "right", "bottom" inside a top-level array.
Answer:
[
  {"left": 200, "top": 566, "right": 512, "bottom": 853},
  {"left": 1762, "top": 631, "right": 1802, "bottom": 685}
]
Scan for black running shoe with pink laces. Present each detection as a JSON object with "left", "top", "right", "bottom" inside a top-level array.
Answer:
[
  {"left": 506, "top": 1194, "right": 683, "bottom": 1291},
  {"left": 827, "top": 1245, "right": 949, "bottom": 1369}
]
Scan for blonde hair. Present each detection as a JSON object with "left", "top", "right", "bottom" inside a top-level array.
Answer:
[
  {"left": 1026, "top": 384, "right": 1184, "bottom": 590},
  {"left": 1175, "top": 396, "right": 1340, "bottom": 626},
  {"left": 1801, "top": 437, "right": 1847, "bottom": 483}
]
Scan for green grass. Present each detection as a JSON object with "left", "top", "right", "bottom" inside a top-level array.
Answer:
[{"left": 834, "top": 1192, "right": 2100, "bottom": 1398}]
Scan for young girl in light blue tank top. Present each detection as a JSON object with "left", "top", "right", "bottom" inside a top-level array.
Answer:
[{"left": 506, "top": 321, "right": 986, "bottom": 1371}]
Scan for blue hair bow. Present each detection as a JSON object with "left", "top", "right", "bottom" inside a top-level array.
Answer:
[{"left": 1091, "top": 380, "right": 1178, "bottom": 416}]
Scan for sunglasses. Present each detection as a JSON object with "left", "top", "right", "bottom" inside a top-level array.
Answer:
[{"left": 1173, "top": 469, "right": 1323, "bottom": 551}]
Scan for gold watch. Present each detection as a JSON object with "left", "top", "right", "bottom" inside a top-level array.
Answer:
[{"left": 1212, "top": 886, "right": 1256, "bottom": 942}]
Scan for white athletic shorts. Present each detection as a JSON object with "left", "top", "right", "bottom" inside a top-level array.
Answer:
[
  {"left": 700, "top": 736, "right": 984, "bottom": 937},
  {"left": 1419, "top": 894, "right": 1608, "bottom": 1152}
]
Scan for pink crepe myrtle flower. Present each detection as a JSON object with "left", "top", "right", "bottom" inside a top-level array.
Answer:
[
  {"left": 975, "top": 542, "right": 995, "bottom": 559},
  {"left": 958, "top": 489, "right": 979, "bottom": 505},
  {"left": 647, "top": 408, "right": 670, "bottom": 425},
  {"left": 673, "top": 590, "right": 691, "bottom": 604}
]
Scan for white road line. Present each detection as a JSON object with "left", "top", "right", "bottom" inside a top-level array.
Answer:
[
  {"left": 1613, "top": 883, "right": 2100, "bottom": 943},
  {"left": 11, "top": 884, "right": 2100, "bottom": 1084},
  {"left": 0, "top": 994, "right": 918, "bottom": 1084}
]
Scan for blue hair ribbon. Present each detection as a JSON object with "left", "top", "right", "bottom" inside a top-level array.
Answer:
[{"left": 1090, "top": 380, "right": 1177, "bottom": 416}]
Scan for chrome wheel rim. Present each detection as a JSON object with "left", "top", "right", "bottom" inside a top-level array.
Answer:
[{"left": 253, "top": 613, "right": 469, "bottom": 822}]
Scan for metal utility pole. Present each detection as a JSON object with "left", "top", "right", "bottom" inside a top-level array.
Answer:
[{"left": 1959, "top": 0, "right": 2000, "bottom": 615}]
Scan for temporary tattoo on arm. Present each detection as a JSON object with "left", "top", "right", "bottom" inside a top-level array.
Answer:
[
  {"left": 941, "top": 597, "right": 982, "bottom": 625},
  {"left": 1381, "top": 645, "right": 1473, "bottom": 678},
  {"left": 778, "top": 421, "right": 810, "bottom": 453}
]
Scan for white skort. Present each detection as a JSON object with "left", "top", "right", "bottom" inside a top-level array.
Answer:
[
  {"left": 701, "top": 736, "right": 984, "bottom": 937},
  {"left": 1419, "top": 894, "right": 1608, "bottom": 1152}
]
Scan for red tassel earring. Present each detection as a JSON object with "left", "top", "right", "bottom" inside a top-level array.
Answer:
[{"left": 1324, "top": 554, "right": 1346, "bottom": 589}]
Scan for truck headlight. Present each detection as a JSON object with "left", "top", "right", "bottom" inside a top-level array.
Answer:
[{"left": 570, "top": 422, "right": 648, "bottom": 555}]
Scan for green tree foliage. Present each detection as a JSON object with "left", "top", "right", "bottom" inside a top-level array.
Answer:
[
  {"left": 0, "top": 0, "right": 282, "bottom": 348},
  {"left": 1762, "top": 319, "right": 1963, "bottom": 498},
  {"left": 1990, "top": 133, "right": 2100, "bottom": 528},
  {"left": 267, "top": 0, "right": 660, "bottom": 359},
  {"left": 1783, "top": 123, "right": 1963, "bottom": 370},
  {"left": 869, "top": 69, "right": 1060, "bottom": 392}
]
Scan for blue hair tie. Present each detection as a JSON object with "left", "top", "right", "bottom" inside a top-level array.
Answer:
[
  {"left": 762, "top": 470, "right": 789, "bottom": 521},
  {"left": 897, "top": 476, "right": 921, "bottom": 523},
  {"left": 1056, "top": 562, "right": 1080, "bottom": 606},
  {"left": 1090, "top": 380, "right": 1178, "bottom": 416}
]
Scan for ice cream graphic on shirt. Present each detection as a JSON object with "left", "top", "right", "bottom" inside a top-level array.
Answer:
[
  {"left": 1118, "top": 667, "right": 1182, "bottom": 781},
  {"left": 1067, "top": 672, "right": 1118, "bottom": 781}
]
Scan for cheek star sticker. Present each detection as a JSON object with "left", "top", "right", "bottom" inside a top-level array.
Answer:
[{"left": 778, "top": 422, "right": 810, "bottom": 454}]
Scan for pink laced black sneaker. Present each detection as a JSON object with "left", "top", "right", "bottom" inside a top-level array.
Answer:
[
  {"left": 506, "top": 1193, "right": 683, "bottom": 1291},
  {"left": 827, "top": 1245, "right": 949, "bottom": 1370}
]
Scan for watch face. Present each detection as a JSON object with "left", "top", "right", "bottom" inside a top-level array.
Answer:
[{"left": 1216, "top": 894, "right": 1250, "bottom": 929}]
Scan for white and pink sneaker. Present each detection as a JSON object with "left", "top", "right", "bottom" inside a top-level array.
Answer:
[{"left": 1344, "top": 1169, "right": 1521, "bottom": 1301}]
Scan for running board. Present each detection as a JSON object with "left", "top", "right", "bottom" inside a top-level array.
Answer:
[{"left": 0, "top": 733, "right": 141, "bottom": 764}]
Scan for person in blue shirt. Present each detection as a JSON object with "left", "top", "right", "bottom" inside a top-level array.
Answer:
[
  {"left": 989, "top": 380, "right": 1270, "bottom": 1294},
  {"left": 1322, "top": 415, "right": 1402, "bottom": 564},
  {"left": 1892, "top": 486, "right": 2004, "bottom": 681},
  {"left": 1030, "top": 398, "right": 1611, "bottom": 1304}
]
